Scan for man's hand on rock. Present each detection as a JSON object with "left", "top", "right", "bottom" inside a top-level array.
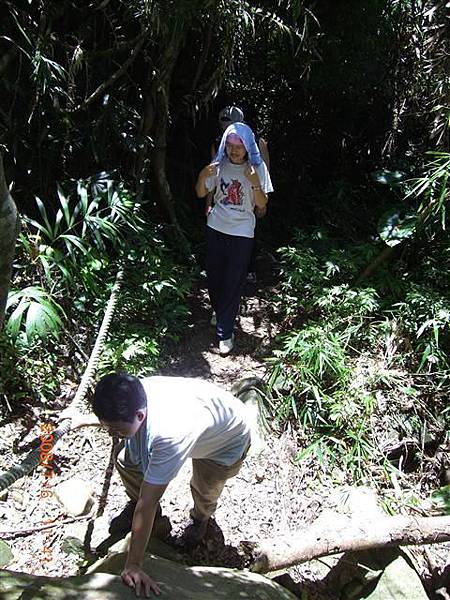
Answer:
[{"left": 121, "top": 565, "right": 161, "bottom": 597}]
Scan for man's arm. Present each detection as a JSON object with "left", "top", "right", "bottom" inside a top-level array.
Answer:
[
  {"left": 60, "top": 407, "right": 101, "bottom": 430},
  {"left": 121, "top": 481, "right": 168, "bottom": 598}
]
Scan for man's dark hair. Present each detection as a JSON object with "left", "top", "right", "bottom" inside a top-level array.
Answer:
[{"left": 92, "top": 372, "right": 146, "bottom": 423}]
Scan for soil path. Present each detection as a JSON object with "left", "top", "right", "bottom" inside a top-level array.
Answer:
[{"left": 0, "top": 259, "right": 334, "bottom": 599}]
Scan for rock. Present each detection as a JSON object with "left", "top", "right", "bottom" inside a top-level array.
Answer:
[
  {"left": 364, "top": 553, "right": 429, "bottom": 600},
  {"left": 323, "top": 487, "right": 429, "bottom": 599},
  {"left": 0, "top": 540, "right": 13, "bottom": 567},
  {"left": 54, "top": 478, "right": 94, "bottom": 517},
  {"left": 0, "top": 553, "right": 297, "bottom": 599},
  {"left": 10, "top": 489, "right": 29, "bottom": 511},
  {"left": 330, "top": 485, "right": 382, "bottom": 519},
  {"left": 90, "top": 532, "right": 185, "bottom": 568}
]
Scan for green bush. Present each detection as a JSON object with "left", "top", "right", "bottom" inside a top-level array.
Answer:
[
  {"left": 268, "top": 227, "right": 450, "bottom": 480},
  {"left": 394, "top": 285, "right": 450, "bottom": 372},
  {"left": 3, "top": 175, "right": 193, "bottom": 410}
]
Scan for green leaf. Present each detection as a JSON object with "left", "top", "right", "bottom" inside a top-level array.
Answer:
[
  {"left": 25, "top": 300, "right": 62, "bottom": 339},
  {"left": 62, "top": 536, "right": 85, "bottom": 557},
  {"left": 57, "top": 184, "right": 74, "bottom": 228},
  {"left": 0, "top": 540, "right": 13, "bottom": 567},
  {"left": 76, "top": 180, "right": 89, "bottom": 213},
  {"left": 26, "top": 216, "right": 52, "bottom": 239},
  {"left": 61, "top": 234, "right": 88, "bottom": 255},
  {"left": 6, "top": 286, "right": 64, "bottom": 341},
  {"left": 6, "top": 298, "right": 29, "bottom": 338},
  {"left": 431, "top": 486, "right": 450, "bottom": 514},
  {"left": 35, "top": 197, "right": 55, "bottom": 240}
]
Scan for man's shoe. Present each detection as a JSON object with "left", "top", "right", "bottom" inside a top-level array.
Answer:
[
  {"left": 109, "top": 501, "right": 165, "bottom": 536},
  {"left": 183, "top": 517, "right": 210, "bottom": 548},
  {"left": 152, "top": 514, "right": 172, "bottom": 541},
  {"left": 219, "top": 335, "right": 234, "bottom": 356},
  {"left": 109, "top": 500, "right": 137, "bottom": 535},
  {"left": 246, "top": 271, "right": 257, "bottom": 284},
  {"left": 210, "top": 312, "right": 217, "bottom": 326}
]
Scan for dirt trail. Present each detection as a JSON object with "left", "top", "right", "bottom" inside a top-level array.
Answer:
[
  {"left": 155, "top": 268, "right": 333, "bottom": 599},
  {"left": 159, "top": 269, "right": 279, "bottom": 385},
  {"left": 0, "top": 261, "right": 334, "bottom": 599}
]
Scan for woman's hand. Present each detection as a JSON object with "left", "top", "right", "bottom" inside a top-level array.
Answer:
[
  {"left": 244, "top": 165, "right": 260, "bottom": 188},
  {"left": 196, "top": 162, "right": 219, "bottom": 198},
  {"left": 121, "top": 565, "right": 161, "bottom": 597},
  {"left": 199, "top": 162, "right": 219, "bottom": 181},
  {"left": 255, "top": 205, "right": 267, "bottom": 218},
  {"left": 245, "top": 166, "right": 267, "bottom": 208}
]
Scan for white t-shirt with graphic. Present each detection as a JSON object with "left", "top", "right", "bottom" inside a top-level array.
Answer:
[
  {"left": 205, "top": 159, "right": 273, "bottom": 238},
  {"left": 125, "top": 376, "right": 251, "bottom": 485}
]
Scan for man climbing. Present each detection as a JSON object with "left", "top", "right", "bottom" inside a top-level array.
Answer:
[{"left": 65, "top": 372, "right": 251, "bottom": 597}]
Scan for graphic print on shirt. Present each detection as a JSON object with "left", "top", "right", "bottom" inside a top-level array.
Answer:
[{"left": 220, "top": 177, "right": 243, "bottom": 207}]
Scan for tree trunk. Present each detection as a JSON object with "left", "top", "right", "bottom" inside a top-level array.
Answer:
[
  {"left": 149, "top": 85, "right": 179, "bottom": 228},
  {"left": 149, "top": 84, "right": 189, "bottom": 252},
  {"left": 248, "top": 514, "right": 450, "bottom": 573},
  {"left": 0, "top": 153, "right": 20, "bottom": 329},
  {"left": 134, "top": 41, "right": 189, "bottom": 250}
]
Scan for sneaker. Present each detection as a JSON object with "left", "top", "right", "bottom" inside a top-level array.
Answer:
[
  {"left": 219, "top": 335, "right": 234, "bottom": 356},
  {"left": 210, "top": 312, "right": 217, "bottom": 326},
  {"left": 109, "top": 501, "right": 164, "bottom": 536},
  {"left": 151, "top": 514, "right": 172, "bottom": 541},
  {"left": 182, "top": 517, "right": 210, "bottom": 548},
  {"left": 109, "top": 500, "right": 137, "bottom": 535},
  {"left": 246, "top": 272, "right": 257, "bottom": 284}
]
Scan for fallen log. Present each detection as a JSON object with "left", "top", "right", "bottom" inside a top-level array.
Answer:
[{"left": 248, "top": 514, "right": 450, "bottom": 573}]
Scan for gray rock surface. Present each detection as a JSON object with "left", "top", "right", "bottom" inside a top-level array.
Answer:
[{"left": 0, "top": 552, "right": 297, "bottom": 599}]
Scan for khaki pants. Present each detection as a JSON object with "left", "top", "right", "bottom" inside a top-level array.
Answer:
[{"left": 114, "top": 441, "right": 248, "bottom": 522}]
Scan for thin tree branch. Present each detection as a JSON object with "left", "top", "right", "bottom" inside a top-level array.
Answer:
[
  {"left": 83, "top": 33, "right": 144, "bottom": 60},
  {"left": 0, "top": 513, "right": 92, "bottom": 539},
  {"left": 189, "top": 21, "right": 214, "bottom": 95},
  {"left": 69, "top": 34, "right": 147, "bottom": 113}
]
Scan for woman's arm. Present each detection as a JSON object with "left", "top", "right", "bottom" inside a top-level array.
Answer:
[
  {"left": 245, "top": 165, "right": 268, "bottom": 209},
  {"left": 195, "top": 162, "right": 218, "bottom": 198},
  {"left": 252, "top": 187, "right": 268, "bottom": 209}
]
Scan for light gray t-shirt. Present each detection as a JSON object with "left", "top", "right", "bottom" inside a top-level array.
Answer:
[
  {"left": 125, "top": 376, "right": 251, "bottom": 485},
  {"left": 205, "top": 159, "right": 273, "bottom": 238}
]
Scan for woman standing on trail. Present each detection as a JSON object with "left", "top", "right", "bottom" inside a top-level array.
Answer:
[{"left": 195, "top": 122, "right": 273, "bottom": 356}]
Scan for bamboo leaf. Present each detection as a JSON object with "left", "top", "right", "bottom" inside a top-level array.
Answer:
[{"left": 57, "top": 184, "right": 74, "bottom": 227}]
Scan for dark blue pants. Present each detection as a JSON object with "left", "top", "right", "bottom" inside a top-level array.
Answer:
[
  {"left": 206, "top": 226, "right": 253, "bottom": 340},
  {"left": 248, "top": 236, "right": 257, "bottom": 273}
]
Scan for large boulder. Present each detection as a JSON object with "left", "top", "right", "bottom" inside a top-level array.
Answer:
[{"left": 0, "top": 552, "right": 297, "bottom": 599}]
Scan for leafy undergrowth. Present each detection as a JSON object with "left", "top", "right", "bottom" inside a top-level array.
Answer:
[
  {"left": 0, "top": 174, "right": 194, "bottom": 419},
  {"left": 267, "top": 228, "right": 450, "bottom": 514}
]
